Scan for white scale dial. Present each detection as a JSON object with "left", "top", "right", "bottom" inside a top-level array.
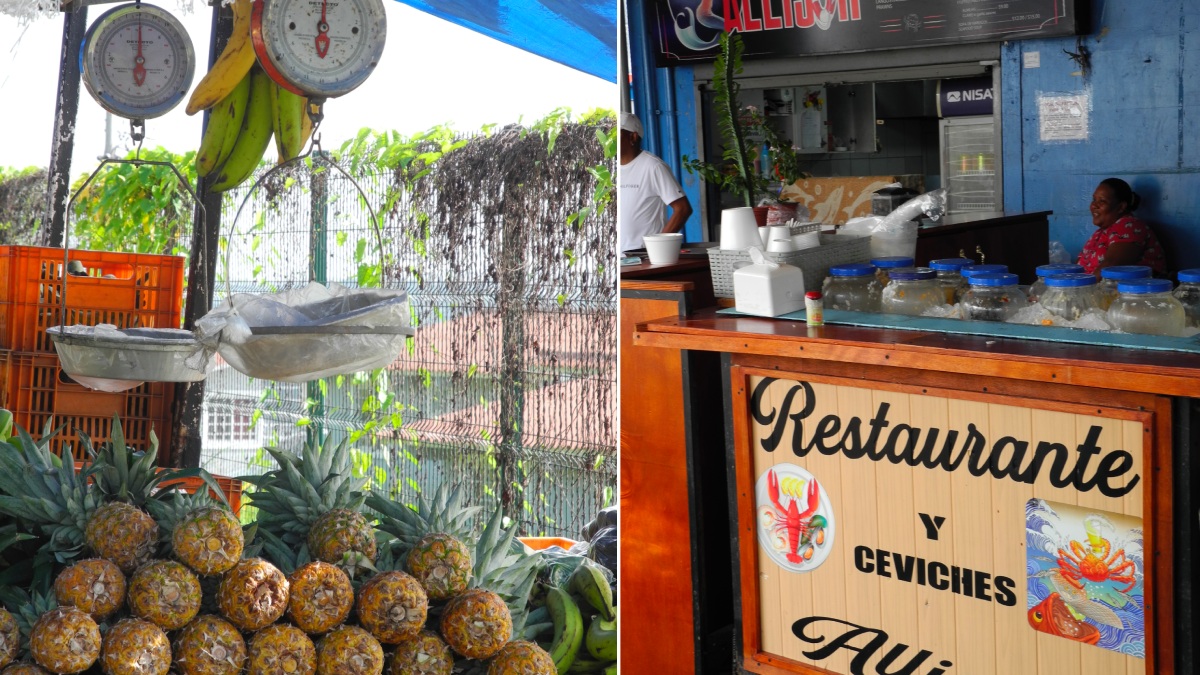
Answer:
[
  {"left": 252, "top": 0, "right": 386, "bottom": 100},
  {"left": 82, "top": 3, "right": 194, "bottom": 120}
]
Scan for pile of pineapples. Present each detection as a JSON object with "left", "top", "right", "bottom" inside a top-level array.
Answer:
[{"left": 0, "top": 416, "right": 617, "bottom": 675}]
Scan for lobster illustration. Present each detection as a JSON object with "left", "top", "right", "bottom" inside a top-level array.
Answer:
[{"left": 760, "top": 469, "right": 826, "bottom": 564}]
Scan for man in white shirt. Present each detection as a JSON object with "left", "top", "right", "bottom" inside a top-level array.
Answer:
[{"left": 618, "top": 112, "right": 693, "bottom": 254}]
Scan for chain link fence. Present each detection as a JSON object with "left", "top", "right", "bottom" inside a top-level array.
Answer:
[{"left": 199, "top": 121, "right": 616, "bottom": 539}]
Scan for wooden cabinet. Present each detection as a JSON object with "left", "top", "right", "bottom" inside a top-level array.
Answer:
[{"left": 915, "top": 210, "right": 1051, "bottom": 284}]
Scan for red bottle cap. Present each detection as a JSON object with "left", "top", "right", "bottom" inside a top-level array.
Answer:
[{"left": 805, "top": 291, "right": 822, "bottom": 299}]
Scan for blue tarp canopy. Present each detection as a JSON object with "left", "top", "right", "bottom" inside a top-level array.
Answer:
[{"left": 394, "top": 1, "right": 616, "bottom": 82}]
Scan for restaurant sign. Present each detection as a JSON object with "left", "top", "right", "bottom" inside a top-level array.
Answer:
[
  {"left": 737, "top": 374, "right": 1156, "bottom": 675},
  {"left": 651, "top": 0, "right": 1082, "bottom": 65}
]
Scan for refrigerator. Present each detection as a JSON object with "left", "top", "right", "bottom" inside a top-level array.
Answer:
[{"left": 939, "top": 116, "right": 1001, "bottom": 214}]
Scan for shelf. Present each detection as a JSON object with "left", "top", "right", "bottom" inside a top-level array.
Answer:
[{"left": 948, "top": 171, "right": 995, "bottom": 178}]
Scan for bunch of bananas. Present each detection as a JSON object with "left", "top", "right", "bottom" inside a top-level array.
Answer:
[
  {"left": 187, "top": 0, "right": 311, "bottom": 192},
  {"left": 524, "top": 561, "right": 617, "bottom": 673}
]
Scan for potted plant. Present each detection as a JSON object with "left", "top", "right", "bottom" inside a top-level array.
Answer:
[{"left": 682, "top": 32, "right": 774, "bottom": 223}]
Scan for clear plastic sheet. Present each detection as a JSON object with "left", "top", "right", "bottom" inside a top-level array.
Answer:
[
  {"left": 193, "top": 282, "right": 413, "bottom": 383},
  {"left": 48, "top": 325, "right": 206, "bottom": 392}
]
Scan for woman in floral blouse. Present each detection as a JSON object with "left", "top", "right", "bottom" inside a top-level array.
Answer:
[{"left": 1078, "top": 177, "right": 1166, "bottom": 276}]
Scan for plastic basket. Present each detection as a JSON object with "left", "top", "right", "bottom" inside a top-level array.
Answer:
[
  {"left": 0, "top": 246, "right": 185, "bottom": 353},
  {"left": 706, "top": 234, "right": 872, "bottom": 298},
  {"left": 1, "top": 350, "right": 174, "bottom": 461}
]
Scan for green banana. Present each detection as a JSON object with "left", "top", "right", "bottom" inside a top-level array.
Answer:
[
  {"left": 196, "top": 71, "right": 250, "bottom": 177},
  {"left": 524, "top": 620, "right": 555, "bottom": 640},
  {"left": 569, "top": 562, "right": 615, "bottom": 621},
  {"left": 270, "top": 81, "right": 306, "bottom": 163},
  {"left": 547, "top": 586, "right": 584, "bottom": 674},
  {"left": 585, "top": 617, "right": 616, "bottom": 661},
  {"left": 604, "top": 666, "right": 617, "bottom": 675},
  {"left": 567, "top": 656, "right": 612, "bottom": 673},
  {"left": 208, "top": 68, "right": 273, "bottom": 193}
]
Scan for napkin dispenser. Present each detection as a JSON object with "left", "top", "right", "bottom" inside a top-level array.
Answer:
[{"left": 733, "top": 249, "right": 807, "bottom": 317}]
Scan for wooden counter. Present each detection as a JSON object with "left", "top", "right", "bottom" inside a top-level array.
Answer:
[{"left": 628, "top": 309, "right": 1199, "bottom": 675}]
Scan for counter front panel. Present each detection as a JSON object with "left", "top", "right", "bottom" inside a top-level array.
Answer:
[{"left": 727, "top": 363, "right": 1172, "bottom": 675}]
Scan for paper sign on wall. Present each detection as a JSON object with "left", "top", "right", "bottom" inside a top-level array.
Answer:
[{"left": 1038, "top": 93, "right": 1090, "bottom": 142}]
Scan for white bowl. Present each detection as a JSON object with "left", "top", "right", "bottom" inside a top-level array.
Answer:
[{"left": 643, "top": 232, "right": 684, "bottom": 265}]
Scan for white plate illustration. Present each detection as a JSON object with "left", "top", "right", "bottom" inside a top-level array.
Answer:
[{"left": 755, "top": 463, "right": 836, "bottom": 573}]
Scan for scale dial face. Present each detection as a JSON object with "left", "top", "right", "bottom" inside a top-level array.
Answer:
[
  {"left": 81, "top": 3, "right": 195, "bottom": 119},
  {"left": 251, "top": 0, "right": 387, "bottom": 99}
]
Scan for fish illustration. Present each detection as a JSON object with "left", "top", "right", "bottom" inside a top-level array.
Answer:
[
  {"left": 673, "top": 7, "right": 720, "bottom": 51},
  {"left": 1032, "top": 568, "right": 1127, "bottom": 628},
  {"left": 1028, "top": 593, "right": 1101, "bottom": 644}
]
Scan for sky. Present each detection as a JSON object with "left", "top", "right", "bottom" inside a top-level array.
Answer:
[{"left": 0, "top": 0, "right": 615, "bottom": 171}]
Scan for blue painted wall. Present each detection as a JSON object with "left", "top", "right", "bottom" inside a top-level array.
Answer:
[{"left": 1002, "top": 0, "right": 1200, "bottom": 271}]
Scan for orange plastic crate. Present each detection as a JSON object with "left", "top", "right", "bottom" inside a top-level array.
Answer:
[
  {"left": 0, "top": 246, "right": 185, "bottom": 353},
  {"left": 1, "top": 350, "right": 174, "bottom": 462}
]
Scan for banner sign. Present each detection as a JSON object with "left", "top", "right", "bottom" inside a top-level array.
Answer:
[
  {"left": 738, "top": 375, "right": 1156, "bottom": 675},
  {"left": 651, "top": 0, "right": 1081, "bottom": 65},
  {"left": 937, "top": 77, "right": 994, "bottom": 117}
]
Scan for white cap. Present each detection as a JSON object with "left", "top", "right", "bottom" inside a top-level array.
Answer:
[{"left": 619, "top": 112, "right": 643, "bottom": 136}]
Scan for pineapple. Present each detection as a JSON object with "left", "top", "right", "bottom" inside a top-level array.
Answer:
[
  {"left": 405, "top": 533, "right": 471, "bottom": 601},
  {"left": 29, "top": 607, "right": 101, "bottom": 674},
  {"left": 439, "top": 588, "right": 512, "bottom": 660},
  {"left": 244, "top": 436, "right": 376, "bottom": 577},
  {"left": 173, "top": 615, "right": 247, "bottom": 675},
  {"left": 247, "top": 624, "right": 316, "bottom": 675},
  {"left": 85, "top": 503, "right": 159, "bottom": 574},
  {"left": 100, "top": 618, "right": 171, "bottom": 675},
  {"left": 307, "top": 509, "right": 376, "bottom": 568},
  {"left": 388, "top": 631, "right": 453, "bottom": 675},
  {"left": 286, "top": 562, "right": 353, "bottom": 635},
  {"left": 172, "top": 506, "right": 244, "bottom": 576},
  {"left": 2, "top": 666, "right": 51, "bottom": 675},
  {"left": 128, "top": 560, "right": 202, "bottom": 630},
  {"left": 53, "top": 558, "right": 126, "bottom": 621},
  {"left": 218, "top": 558, "right": 289, "bottom": 631},
  {"left": 315, "top": 626, "right": 383, "bottom": 675},
  {"left": 0, "top": 609, "right": 17, "bottom": 669},
  {"left": 354, "top": 571, "right": 427, "bottom": 645},
  {"left": 485, "top": 641, "right": 555, "bottom": 675}
]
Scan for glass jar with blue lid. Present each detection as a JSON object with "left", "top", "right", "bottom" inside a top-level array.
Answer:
[
  {"left": 880, "top": 267, "right": 942, "bottom": 316},
  {"left": 961, "top": 264, "right": 1009, "bottom": 280},
  {"left": 960, "top": 272, "right": 1030, "bottom": 322},
  {"left": 822, "top": 263, "right": 882, "bottom": 312},
  {"left": 871, "top": 256, "right": 915, "bottom": 287},
  {"left": 928, "top": 258, "right": 975, "bottom": 304},
  {"left": 1172, "top": 268, "right": 1200, "bottom": 327},
  {"left": 1039, "top": 273, "right": 1101, "bottom": 321},
  {"left": 1097, "top": 265, "right": 1152, "bottom": 310},
  {"left": 1107, "top": 278, "right": 1185, "bottom": 336},
  {"left": 1028, "top": 263, "right": 1084, "bottom": 303}
]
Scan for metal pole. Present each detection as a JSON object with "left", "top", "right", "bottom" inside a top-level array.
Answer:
[
  {"left": 40, "top": 6, "right": 88, "bottom": 248},
  {"left": 172, "top": 1, "right": 233, "bottom": 469},
  {"left": 307, "top": 152, "right": 329, "bottom": 446}
]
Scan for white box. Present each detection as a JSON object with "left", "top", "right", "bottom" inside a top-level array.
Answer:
[{"left": 733, "top": 262, "right": 807, "bottom": 317}]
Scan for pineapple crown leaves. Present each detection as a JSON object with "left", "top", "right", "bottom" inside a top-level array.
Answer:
[
  {"left": 143, "top": 485, "right": 220, "bottom": 545},
  {"left": 241, "top": 435, "right": 368, "bottom": 543},
  {"left": 252, "top": 528, "right": 312, "bottom": 575},
  {"left": 366, "top": 482, "right": 481, "bottom": 558},
  {"left": 0, "top": 426, "right": 100, "bottom": 560},
  {"left": 80, "top": 418, "right": 177, "bottom": 507},
  {"left": 468, "top": 504, "right": 544, "bottom": 636}
]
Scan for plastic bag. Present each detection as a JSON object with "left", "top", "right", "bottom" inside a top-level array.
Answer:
[
  {"left": 49, "top": 325, "right": 207, "bottom": 392},
  {"left": 877, "top": 188, "right": 947, "bottom": 233},
  {"left": 1048, "top": 241, "right": 1071, "bottom": 264},
  {"left": 587, "top": 526, "right": 617, "bottom": 579},
  {"left": 193, "top": 281, "right": 413, "bottom": 383}
]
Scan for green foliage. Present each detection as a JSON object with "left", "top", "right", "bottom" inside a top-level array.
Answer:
[
  {"left": 69, "top": 147, "right": 197, "bottom": 255},
  {"left": 681, "top": 32, "right": 770, "bottom": 207},
  {"left": 0, "top": 166, "right": 45, "bottom": 246}
]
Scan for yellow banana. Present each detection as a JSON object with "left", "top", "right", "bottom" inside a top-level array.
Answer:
[
  {"left": 547, "top": 587, "right": 583, "bottom": 674},
  {"left": 208, "top": 68, "right": 273, "bottom": 193},
  {"left": 270, "top": 81, "right": 306, "bottom": 163},
  {"left": 196, "top": 71, "right": 251, "bottom": 177},
  {"left": 186, "top": 0, "right": 255, "bottom": 115}
]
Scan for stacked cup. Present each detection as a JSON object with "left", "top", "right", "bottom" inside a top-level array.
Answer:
[{"left": 720, "top": 207, "right": 762, "bottom": 250}]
